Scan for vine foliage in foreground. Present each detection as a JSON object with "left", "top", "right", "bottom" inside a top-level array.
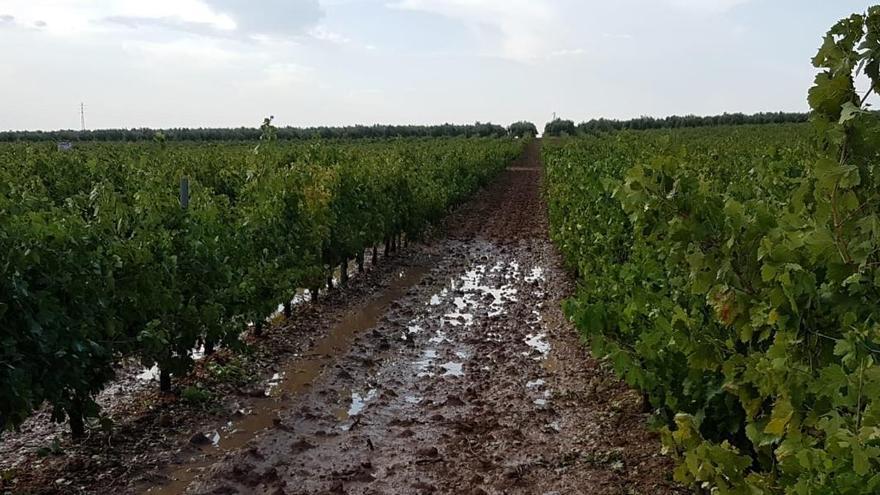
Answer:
[{"left": 545, "top": 7, "right": 880, "bottom": 494}]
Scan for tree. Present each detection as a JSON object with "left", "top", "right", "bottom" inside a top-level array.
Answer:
[
  {"left": 544, "top": 118, "right": 577, "bottom": 137},
  {"left": 507, "top": 121, "right": 538, "bottom": 138}
]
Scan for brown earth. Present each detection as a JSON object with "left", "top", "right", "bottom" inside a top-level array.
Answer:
[{"left": 0, "top": 141, "right": 683, "bottom": 495}]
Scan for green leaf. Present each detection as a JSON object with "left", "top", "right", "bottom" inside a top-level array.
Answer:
[{"left": 764, "top": 397, "right": 794, "bottom": 436}]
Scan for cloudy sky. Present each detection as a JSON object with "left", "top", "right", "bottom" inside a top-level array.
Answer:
[{"left": 0, "top": 0, "right": 872, "bottom": 130}]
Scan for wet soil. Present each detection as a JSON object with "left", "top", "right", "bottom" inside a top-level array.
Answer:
[{"left": 1, "top": 141, "right": 683, "bottom": 495}]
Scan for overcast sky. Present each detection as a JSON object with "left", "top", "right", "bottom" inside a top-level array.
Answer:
[{"left": 0, "top": 0, "right": 873, "bottom": 130}]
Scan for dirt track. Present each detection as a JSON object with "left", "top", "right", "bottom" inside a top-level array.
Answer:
[
  {"left": 179, "top": 142, "right": 680, "bottom": 494},
  {"left": 0, "top": 142, "right": 681, "bottom": 495}
]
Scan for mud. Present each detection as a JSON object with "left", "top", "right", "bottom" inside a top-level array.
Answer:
[{"left": 0, "top": 141, "right": 682, "bottom": 495}]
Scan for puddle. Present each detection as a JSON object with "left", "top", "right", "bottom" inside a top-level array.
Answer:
[
  {"left": 524, "top": 333, "right": 551, "bottom": 357},
  {"left": 137, "top": 365, "right": 160, "bottom": 382},
  {"left": 137, "top": 346, "right": 209, "bottom": 382},
  {"left": 264, "top": 373, "right": 284, "bottom": 396},
  {"left": 439, "top": 362, "right": 464, "bottom": 377},
  {"left": 414, "top": 349, "right": 438, "bottom": 377},
  {"left": 146, "top": 264, "right": 429, "bottom": 495},
  {"left": 533, "top": 388, "right": 552, "bottom": 406},
  {"left": 347, "top": 389, "right": 378, "bottom": 417},
  {"left": 525, "top": 267, "right": 545, "bottom": 283},
  {"left": 336, "top": 388, "right": 378, "bottom": 425}
]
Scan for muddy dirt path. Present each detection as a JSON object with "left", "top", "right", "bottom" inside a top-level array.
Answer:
[{"left": 151, "top": 142, "right": 682, "bottom": 495}]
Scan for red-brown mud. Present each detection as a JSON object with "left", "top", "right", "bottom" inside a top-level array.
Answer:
[{"left": 1, "top": 142, "right": 682, "bottom": 495}]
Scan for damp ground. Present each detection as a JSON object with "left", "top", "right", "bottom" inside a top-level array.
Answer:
[{"left": 0, "top": 142, "right": 683, "bottom": 494}]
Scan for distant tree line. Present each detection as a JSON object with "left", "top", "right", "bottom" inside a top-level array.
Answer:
[
  {"left": 576, "top": 111, "right": 809, "bottom": 134},
  {"left": 0, "top": 122, "right": 542, "bottom": 142}
]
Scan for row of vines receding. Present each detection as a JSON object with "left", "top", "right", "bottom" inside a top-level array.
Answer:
[{"left": 544, "top": 7, "right": 880, "bottom": 494}]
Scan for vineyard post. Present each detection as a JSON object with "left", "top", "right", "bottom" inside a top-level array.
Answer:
[
  {"left": 180, "top": 177, "right": 189, "bottom": 209},
  {"left": 158, "top": 176, "right": 191, "bottom": 392}
]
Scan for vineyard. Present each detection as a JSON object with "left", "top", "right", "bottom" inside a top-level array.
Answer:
[
  {"left": 545, "top": 9, "right": 880, "bottom": 493},
  {"left": 0, "top": 136, "right": 522, "bottom": 438},
  {"left": 5, "top": 5, "right": 880, "bottom": 495}
]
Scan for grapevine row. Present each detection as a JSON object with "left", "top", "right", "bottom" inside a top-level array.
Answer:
[
  {"left": 545, "top": 8, "right": 880, "bottom": 493},
  {"left": 0, "top": 137, "right": 523, "bottom": 436}
]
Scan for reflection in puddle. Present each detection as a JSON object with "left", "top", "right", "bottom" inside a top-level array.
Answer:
[
  {"left": 440, "top": 362, "right": 464, "bottom": 377},
  {"left": 414, "top": 349, "right": 438, "bottom": 377},
  {"left": 137, "top": 365, "right": 160, "bottom": 382},
  {"left": 525, "top": 267, "right": 545, "bottom": 283},
  {"left": 336, "top": 388, "right": 378, "bottom": 430},
  {"left": 265, "top": 373, "right": 284, "bottom": 396},
  {"left": 137, "top": 346, "right": 208, "bottom": 382},
  {"left": 347, "top": 389, "right": 378, "bottom": 417},
  {"left": 533, "top": 389, "right": 552, "bottom": 406},
  {"left": 524, "top": 333, "right": 551, "bottom": 357}
]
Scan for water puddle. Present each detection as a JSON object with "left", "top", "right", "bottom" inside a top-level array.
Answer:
[
  {"left": 524, "top": 267, "right": 545, "bottom": 283},
  {"left": 524, "top": 333, "right": 551, "bottom": 357},
  {"left": 335, "top": 388, "right": 379, "bottom": 427},
  {"left": 145, "top": 263, "right": 429, "bottom": 495},
  {"left": 137, "top": 345, "right": 209, "bottom": 382},
  {"left": 533, "top": 389, "right": 552, "bottom": 407},
  {"left": 414, "top": 349, "right": 439, "bottom": 377},
  {"left": 347, "top": 389, "right": 378, "bottom": 417},
  {"left": 439, "top": 362, "right": 464, "bottom": 377}
]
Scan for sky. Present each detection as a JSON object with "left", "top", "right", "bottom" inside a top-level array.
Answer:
[{"left": 0, "top": 0, "right": 874, "bottom": 130}]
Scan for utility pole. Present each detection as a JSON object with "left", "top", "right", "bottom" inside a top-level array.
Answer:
[{"left": 80, "top": 102, "right": 85, "bottom": 131}]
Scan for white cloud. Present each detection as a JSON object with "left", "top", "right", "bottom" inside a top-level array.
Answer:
[
  {"left": 665, "top": 0, "right": 754, "bottom": 13},
  {"left": 122, "top": 38, "right": 245, "bottom": 67},
  {"left": 0, "top": 0, "right": 235, "bottom": 35},
  {"left": 389, "top": 0, "right": 559, "bottom": 61},
  {"left": 308, "top": 25, "right": 350, "bottom": 45},
  {"left": 550, "top": 47, "right": 585, "bottom": 57},
  {"left": 203, "top": 0, "right": 323, "bottom": 37},
  {"left": 259, "top": 62, "right": 316, "bottom": 87}
]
